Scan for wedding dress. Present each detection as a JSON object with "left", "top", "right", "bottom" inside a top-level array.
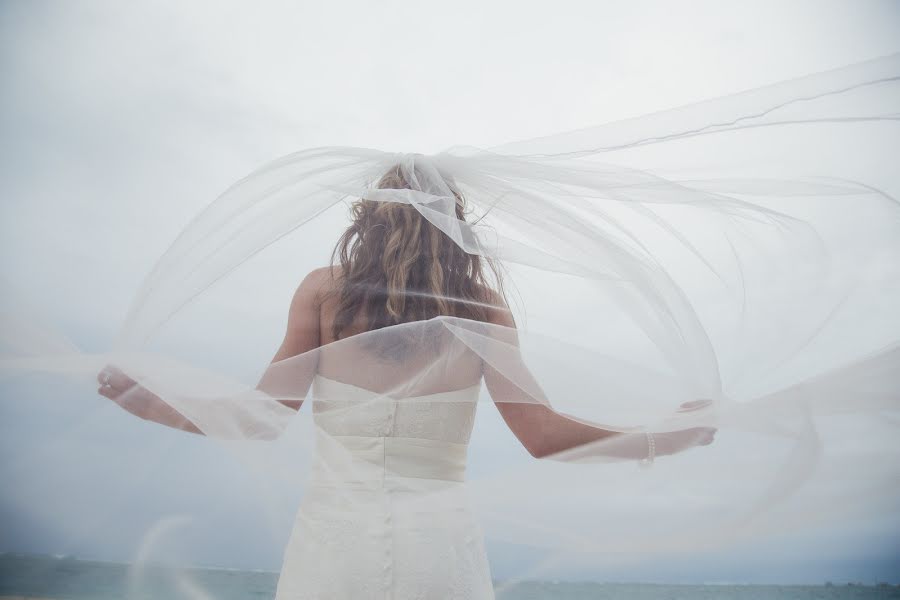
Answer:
[{"left": 274, "top": 374, "right": 494, "bottom": 600}]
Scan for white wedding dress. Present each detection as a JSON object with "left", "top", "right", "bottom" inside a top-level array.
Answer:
[{"left": 274, "top": 373, "right": 495, "bottom": 600}]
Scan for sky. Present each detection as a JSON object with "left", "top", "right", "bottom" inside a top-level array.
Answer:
[{"left": 1, "top": 0, "right": 899, "bottom": 586}]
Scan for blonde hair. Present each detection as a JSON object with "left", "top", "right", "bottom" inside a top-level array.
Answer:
[{"left": 328, "top": 164, "right": 504, "bottom": 350}]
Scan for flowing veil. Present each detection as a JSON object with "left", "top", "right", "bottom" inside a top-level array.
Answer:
[{"left": 2, "top": 52, "right": 899, "bottom": 593}]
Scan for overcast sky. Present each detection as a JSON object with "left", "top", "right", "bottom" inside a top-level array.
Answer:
[{"left": 1, "top": 0, "right": 899, "bottom": 586}]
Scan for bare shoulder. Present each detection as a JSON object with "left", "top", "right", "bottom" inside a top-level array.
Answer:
[
  {"left": 476, "top": 284, "right": 516, "bottom": 328},
  {"left": 301, "top": 265, "right": 342, "bottom": 294},
  {"left": 289, "top": 265, "right": 341, "bottom": 312}
]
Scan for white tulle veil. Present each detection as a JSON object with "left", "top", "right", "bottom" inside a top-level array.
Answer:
[{"left": 2, "top": 51, "right": 899, "bottom": 591}]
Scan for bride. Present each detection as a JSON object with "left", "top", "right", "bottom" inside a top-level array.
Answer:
[
  {"left": 5, "top": 51, "right": 895, "bottom": 600},
  {"left": 98, "top": 160, "right": 717, "bottom": 598}
]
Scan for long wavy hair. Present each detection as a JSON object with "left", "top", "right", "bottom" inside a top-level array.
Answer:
[{"left": 327, "top": 163, "right": 505, "bottom": 355}]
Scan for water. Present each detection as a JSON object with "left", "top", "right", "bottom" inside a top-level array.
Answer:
[{"left": 1, "top": 553, "right": 898, "bottom": 599}]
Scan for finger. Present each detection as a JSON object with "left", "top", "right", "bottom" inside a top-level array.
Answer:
[
  {"left": 98, "top": 382, "right": 123, "bottom": 399},
  {"left": 691, "top": 428, "right": 715, "bottom": 445},
  {"left": 97, "top": 366, "right": 112, "bottom": 385},
  {"left": 683, "top": 399, "right": 707, "bottom": 407},
  {"left": 678, "top": 399, "right": 712, "bottom": 411},
  {"left": 98, "top": 365, "right": 125, "bottom": 384},
  {"left": 107, "top": 370, "right": 138, "bottom": 391}
]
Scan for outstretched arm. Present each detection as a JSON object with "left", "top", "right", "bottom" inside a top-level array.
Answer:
[
  {"left": 97, "top": 367, "right": 206, "bottom": 434},
  {"left": 98, "top": 269, "right": 327, "bottom": 436},
  {"left": 481, "top": 292, "right": 715, "bottom": 460}
]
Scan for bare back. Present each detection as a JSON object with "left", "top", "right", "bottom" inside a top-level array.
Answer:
[{"left": 310, "top": 266, "right": 488, "bottom": 396}]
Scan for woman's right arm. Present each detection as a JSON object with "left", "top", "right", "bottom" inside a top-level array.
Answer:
[
  {"left": 255, "top": 267, "right": 327, "bottom": 411},
  {"left": 98, "top": 268, "right": 327, "bottom": 437},
  {"left": 481, "top": 292, "right": 716, "bottom": 460}
]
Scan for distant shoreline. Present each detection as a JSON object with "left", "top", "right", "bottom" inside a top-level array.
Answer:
[{"left": 0, "top": 552, "right": 900, "bottom": 588}]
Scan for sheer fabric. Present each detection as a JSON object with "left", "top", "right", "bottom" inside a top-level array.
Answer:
[{"left": 2, "top": 52, "right": 899, "bottom": 596}]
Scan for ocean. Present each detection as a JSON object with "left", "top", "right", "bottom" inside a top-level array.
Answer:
[{"left": 1, "top": 553, "right": 897, "bottom": 599}]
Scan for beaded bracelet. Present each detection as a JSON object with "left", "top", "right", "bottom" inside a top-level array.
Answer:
[{"left": 638, "top": 431, "right": 655, "bottom": 468}]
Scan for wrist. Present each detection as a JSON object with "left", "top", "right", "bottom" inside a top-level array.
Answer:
[{"left": 638, "top": 431, "right": 655, "bottom": 468}]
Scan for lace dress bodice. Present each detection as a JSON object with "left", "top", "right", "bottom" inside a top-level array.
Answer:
[{"left": 311, "top": 374, "right": 481, "bottom": 443}]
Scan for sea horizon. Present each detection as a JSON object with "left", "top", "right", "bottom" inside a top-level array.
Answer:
[{"left": 2, "top": 552, "right": 898, "bottom": 599}]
